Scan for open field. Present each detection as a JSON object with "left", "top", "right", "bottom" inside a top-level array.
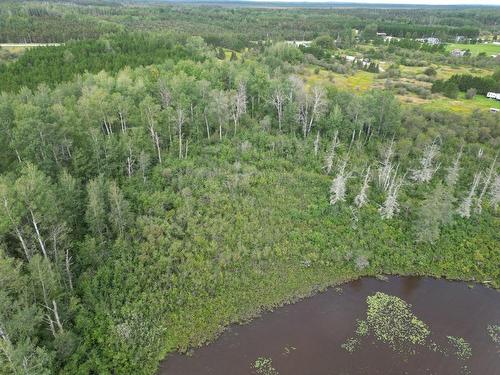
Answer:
[
  {"left": 445, "top": 43, "right": 500, "bottom": 56},
  {"left": 399, "top": 64, "right": 493, "bottom": 80},
  {"left": 303, "top": 67, "right": 375, "bottom": 92},
  {"left": 402, "top": 92, "right": 499, "bottom": 114},
  {"left": 303, "top": 65, "right": 497, "bottom": 114},
  {"left": 0, "top": 43, "right": 61, "bottom": 51},
  {"left": 0, "top": 43, "right": 62, "bottom": 61}
]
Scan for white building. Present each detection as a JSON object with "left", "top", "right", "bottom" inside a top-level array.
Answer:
[
  {"left": 451, "top": 49, "right": 466, "bottom": 57},
  {"left": 416, "top": 37, "right": 441, "bottom": 45},
  {"left": 285, "top": 40, "right": 312, "bottom": 47},
  {"left": 486, "top": 92, "right": 500, "bottom": 100}
]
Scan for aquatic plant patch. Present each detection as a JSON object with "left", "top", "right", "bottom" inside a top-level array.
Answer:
[
  {"left": 342, "top": 291, "right": 475, "bottom": 366},
  {"left": 342, "top": 292, "right": 431, "bottom": 354},
  {"left": 253, "top": 357, "right": 279, "bottom": 375},
  {"left": 487, "top": 324, "right": 500, "bottom": 348},
  {"left": 447, "top": 336, "right": 472, "bottom": 361}
]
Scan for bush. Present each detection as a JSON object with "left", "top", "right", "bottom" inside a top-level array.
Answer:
[
  {"left": 424, "top": 67, "right": 437, "bottom": 76},
  {"left": 465, "top": 88, "right": 477, "bottom": 99}
]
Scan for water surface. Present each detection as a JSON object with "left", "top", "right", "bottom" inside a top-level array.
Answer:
[{"left": 160, "top": 277, "right": 500, "bottom": 374}]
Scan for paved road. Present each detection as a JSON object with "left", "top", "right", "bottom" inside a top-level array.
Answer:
[{"left": 0, "top": 43, "right": 62, "bottom": 47}]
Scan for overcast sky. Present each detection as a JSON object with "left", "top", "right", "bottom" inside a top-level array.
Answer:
[{"left": 250, "top": 0, "right": 500, "bottom": 4}]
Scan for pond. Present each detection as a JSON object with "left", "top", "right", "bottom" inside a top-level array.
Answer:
[{"left": 159, "top": 276, "right": 500, "bottom": 375}]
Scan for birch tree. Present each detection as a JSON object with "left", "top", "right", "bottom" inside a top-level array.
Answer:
[
  {"left": 108, "top": 181, "right": 131, "bottom": 237},
  {"left": 270, "top": 85, "right": 286, "bottom": 131},
  {"left": 140, "top": 97, "right": 162, "bottom": 164},
  {"left": 210, "top": 90, "right": 230, "bottom": 140},
  {"left": 85, "top": 176, "right": 107, "bottom": 238},
  {"left": 15, "top": 164, "right": 59, "bottom": 262},
  {"left": 231, "top": 81, "right": 247, "bottom": 135},
  {"left": 0, "top": 178, "right": 32, "bottom": 260},
  {"left": 294, "top": 82, "right": 326, "bottom": 138},
  {"left": 0, "top": 253, "right": 53, "bottom": 375}
]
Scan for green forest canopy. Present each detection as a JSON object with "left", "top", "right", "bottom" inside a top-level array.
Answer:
[{"left": 0, "top": 2, "right": 499, "bottom": 375}]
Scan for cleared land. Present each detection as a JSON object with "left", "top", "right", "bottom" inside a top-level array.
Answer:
[
  {"left": 445, "top": 43, "right": 500, "bottom": 56},
  {"left": 302, "top": 64, "right": 497, "bottom": 114}
]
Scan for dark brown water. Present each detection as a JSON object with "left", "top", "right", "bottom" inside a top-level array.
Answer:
[{"left": 160, "top": 277, "right": 500, "bottom": 375}]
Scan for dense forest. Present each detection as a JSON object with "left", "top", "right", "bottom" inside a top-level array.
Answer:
[
  {"left": 0, "top": 1, "right": 499, "bottom": 375},
  {"left": 0, "top": 1, "right": 497, "bottom": 47}
]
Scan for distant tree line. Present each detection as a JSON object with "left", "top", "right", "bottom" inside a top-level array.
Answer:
[{"left": 432, "top": 70, "right": 500, "bottom": 97}]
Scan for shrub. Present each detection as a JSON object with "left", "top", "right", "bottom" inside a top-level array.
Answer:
[{"left": 465, "top": 88, "right": 477, "bottom": 99}]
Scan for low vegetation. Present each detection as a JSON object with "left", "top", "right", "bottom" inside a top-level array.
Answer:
[{"left": 0, "top": 1, "right": 498, "bottom": 374}]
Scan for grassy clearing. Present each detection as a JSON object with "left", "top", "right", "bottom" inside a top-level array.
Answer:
[
  {"left": 400, "top": 65, "right": 493, "bottom": 80},
  {"left": 420, "top": 93, "right": 499, "bottom": 114},
  {"left": 303, "top": 66, "right": 375, "bottom": 92},
  {"left": 445, "top": 43, "right": 500, "bottom": 56},
  {"left": 302, "top": 65, "right": 496, "bottom": 114}
]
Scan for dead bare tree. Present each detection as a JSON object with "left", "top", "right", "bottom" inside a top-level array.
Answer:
[
  {"left": 144, "top": 105, "right": 161, "bottom": 164},
  {"left": 314, "top": 131, "right": 320, "bottom": 157},
  {"left": 377, "top": 139, "right": 395, "bottom": 191},
  {"left": 126, "top": 143, "right": 134, "bottom": 178},
  {"left": 295, "top": 84, "right": 326, "bottom": 139},
  {"left": 159, "top": 80, "right": 172, "bottom": 109},
  {"left": 324, "top": 131, "right": 339, "bottom": 174},
  {"left": 411, "top": 141, "right": 440, "bottom": 183},
  {"left": 65, "top": 248, "right": 73, "bottom": 291},
  {"left": 307, "top": 86, "right": 326, "bottom": 137},
  {"left": 29, "top": 209, "right": 48, "bottom": 260},
  {"left": 138, "top": 151, "right": 150, "bottom": 184},
  {"left": 476, "top": 156, "right": 497, "bottom": 214},
  {"left": 176, "top": 108, "right": 185, "bottom": 159},
  {"left": 355, "top": 166, "right": 371, "bottom": 208},
  {"left": 235, "top": 82, "right": 247, "bottom": 131},
  {"left": 379, "top": 172, "right": 404, "bottom": 219},
  {"left": 457, "top": 172, "right": 481, "bottom": 218},
  {"left": 330, "top": 157, "right": 351, "bottom": 205},
  {"left": 445, "top": 145, "right": 463, "bottom": 187},
  {"left": 490, "top": 174, "right": 500, "bottom": 211}
]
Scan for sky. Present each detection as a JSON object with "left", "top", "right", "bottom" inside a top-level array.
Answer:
[{"left": 250, "top": 0, "right": 500, "bottom": 4}]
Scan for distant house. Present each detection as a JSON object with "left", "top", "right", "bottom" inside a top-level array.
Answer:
[
  {"left": 455, "top": 35, "right": 466, "bottom": 43},
  {"left": 486, "top": 92, "right": 500, "bottom": 100},
  {"left": 285, "top": 40, "right": 311, "bottom": 47},
  {"left": 451, "top": 49, "right": 466, "bottom": 57},
  {"left": 426, "top": 37, "right": 441, "bottom": 45},
  {"left": 416, "top": 37, "right": 440, "bottom": 45},
  {"left": 376, "top": 32, "right": 387, "bottom": 37},
  {"left": 383, "top": 36, "right": 400, "bottom": 42}
]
